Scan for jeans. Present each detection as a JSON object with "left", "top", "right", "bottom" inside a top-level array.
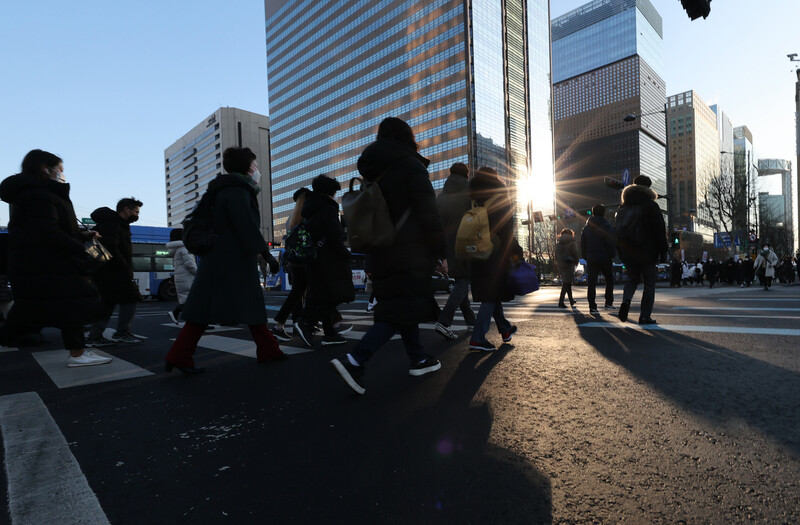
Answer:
[
  {"left": 350, "top": 321, "right": 425, "bottom": 365},
  {"left": 622, "top": 264, "right": 657, "bottom": 320},
  {"left": 437, "top": 277, "right": 476, "bottom": 327},
  {"left": 586, "top": 260, "right": 614, "bottom": 309},
  {"left": 89, "top": 301, "right": 137, "bottom": 338},
  {"left": 470, "top": 302, "right": 512, "bottom": 343}
]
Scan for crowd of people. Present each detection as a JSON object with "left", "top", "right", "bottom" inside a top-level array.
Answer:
[{"left": 668, "top": 249, "right": 794, "bottom": 291}]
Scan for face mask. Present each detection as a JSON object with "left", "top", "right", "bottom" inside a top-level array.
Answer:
[
  {"left": 251, "top": 169, "right": 262, "bottom": 186},
  {"left": 50, "top": 168, "right": 66, "bottom": 184},
  {"left": 128, "top": 215, "right": 139, "bottom": 224}
]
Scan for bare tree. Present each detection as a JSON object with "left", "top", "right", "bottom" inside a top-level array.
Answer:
[
  {"left": 529, "top": 219, "right": 557, "bottom": 278},
  {"left": 759, "top": 205, "right": 793, "bottom": 257},
  {"left": 699, "top": 159, "right": 757, "bottom": 238}
]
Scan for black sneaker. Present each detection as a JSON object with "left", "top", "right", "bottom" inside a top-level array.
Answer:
[
  {"left": 409, "top": 356, "right": 441, "bottom": 377},
  {"left": 501, "top": 325, "right": 517, "bottom": 343},
  {"left": 469, "top": 340, "right": 496, "bottom": 352},
  {"left": 330, "top": 355, "right": 365, "bottom": 395},
  {"left": 322, "top": 334, "right": 347, "bottom": 346},
  {"left": 589, "top": 307, "right": 599, "bottom": 314},
  {"left": 271, "top": 327, "right": 292, "bottom": 342},
  {"left": 618, "top": 302, "right": 630, "bottom": 322},
  {"left": 639, "top": 317, "right": 658, "bottom": 325},
  {"left": 294, "top": 322, "right": 313, "bottom": 347}
]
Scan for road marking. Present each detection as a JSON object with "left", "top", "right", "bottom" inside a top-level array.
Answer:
[
  {"left": 189, "top": 334, "right": 313, "bottom": 356},
  {"left": 31, "top": 349, "right": 153, "bottom": 389},
  {"left": 580, "top": 321, "right": 800, "bottom": 337},
  {"left": 717, "top": 298, "right": 800, "bottom": 302},
  {"left": 0, "top": 391, "right": 110, "bottom": 525},
  {"left": 0, "top": 346, "right": 18, "bottom": 352},
  {"left": 672, "top": 307, "right": 800, "bottom": 311},
  {"left": 159, "top": 323, "right": 241, "bottom": 333}
]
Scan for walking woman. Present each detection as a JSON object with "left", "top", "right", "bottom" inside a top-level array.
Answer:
[
  {"left": 272, "top": 187, "right": 310, "bottom": 341},
  {"left": 556, "top": 228, "right": 580, "bottom": 308},
  {"left": 465, "top": 167, "right": 524, "bottom": 352},
  {"left": 166, "top": 228, "right": 196, "bottom": 324},
  {"left": 0, "top": 150, "right": 109, "bottom": 367},
  {"left": 165, "top": 147, "right": 285, "bottom": 374}
]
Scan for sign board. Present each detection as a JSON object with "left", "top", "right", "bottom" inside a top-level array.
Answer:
[
  {"left": 81, "top": 218, "right": 95, "bottom": 225},
  {"left": 622, "top": 169, "right": 631, "bottom": 186},
  {"left": 714, "top": 232, "right": 732, "bottom": 248},
  {"left": 702, "top": 251, "right": 708, "bottom": 262}
]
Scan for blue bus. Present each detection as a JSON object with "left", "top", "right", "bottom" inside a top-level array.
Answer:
[{"left": 130, "top": 225, "right": 176, "bottom": 300}]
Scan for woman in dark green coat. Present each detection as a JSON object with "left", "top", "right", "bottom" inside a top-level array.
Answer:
[{"left": 165, "top": 147, "right": 284, "bottom": 374}]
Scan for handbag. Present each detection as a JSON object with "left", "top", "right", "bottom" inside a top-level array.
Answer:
[
  {"left": 77, "top": 221, "right": 112, "bottom": 274},
  {"left": 507, "top": 261, "right": 540, "bottom": 295}
]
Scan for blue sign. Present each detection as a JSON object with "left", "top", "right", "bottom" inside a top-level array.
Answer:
[
  {"left": 714, "top": 232, "right": 732, "bottom": 248},
  {"left": 622, "top": 169, "right": 631, "bottom": 186}
]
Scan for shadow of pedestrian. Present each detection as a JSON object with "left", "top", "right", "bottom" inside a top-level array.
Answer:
[{"left": 575, "top": 320, "right": 800, "bottom": 456}]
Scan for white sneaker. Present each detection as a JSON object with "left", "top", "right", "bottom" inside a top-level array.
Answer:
[
  {"left": 68, "top": 352, "right": 112, "bottom": 367},
  {"left": 434, "top": 322, "right": 457, "bottom": 340},
  {"left": 167, "top": 311, "right": 179, "bottom": 325}
]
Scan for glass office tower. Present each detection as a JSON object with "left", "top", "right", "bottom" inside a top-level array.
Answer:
[
  {"left": 265, "top": 0, "right": 555, "bottom": 247},
  {"left": 551, "top": 0, "right": 666, "bottom": 226}
]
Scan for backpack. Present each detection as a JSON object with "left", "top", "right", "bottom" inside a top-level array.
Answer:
[
  {"left": 614, "top": 203, "right": 645, "bottom": 249},
  {"left": 342, "top": 175, "right": 410, "bottom": 252},
  {"left": 454, "top": 195, "right": 501, "bottom": 261},
  {"left": 182, "top": 190, "right": 217, "bottom": 255},
  {"left": 283, "top": 220, "right": 321, "bottom": 266}
]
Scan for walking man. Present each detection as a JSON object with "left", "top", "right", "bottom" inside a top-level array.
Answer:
[
  {"left": 614, "top": 176, "right": 667, "bottom": 324},
  {"left": 87, "top": 197, "right": 144, "bottom": 346},
  {"left": 580, "top": 203, "right": 616, "bottom": 313},
  {"left": 434, "top": 162, "right": 476, "bottom": 339}
]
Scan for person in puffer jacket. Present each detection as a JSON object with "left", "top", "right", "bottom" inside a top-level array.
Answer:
[{"left": 166, "top": 228, "right": 196, "bottom": 324}]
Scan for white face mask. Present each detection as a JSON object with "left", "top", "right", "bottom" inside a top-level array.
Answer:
[
  {"left": 50, "top": 168, "right": 66, "bottom": 184},
  {"left": 251, "top": 169, "right": 262, "bottom": 186}
]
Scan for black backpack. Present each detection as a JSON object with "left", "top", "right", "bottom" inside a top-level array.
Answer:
[
  {"left": 182, "top": 190, "right": 217, "bottom": 255},
  {"left": 283, "top": 220, "right": 322, "bottom": 267},
  {"left": 614, "top": 203, "right": 645, "bottom": 248}
]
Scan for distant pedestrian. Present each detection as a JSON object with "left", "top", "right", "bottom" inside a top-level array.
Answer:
[
  {"left": 706, "top": 257, "right": 718, "bottom": 288},
  {"left": 556, "top": 228, "right": 580, "bottom": 308},
  {"left": 330, "top": 117, "right": 446, "bottom": 395},
  {"left": 669, "top": 259, "right": 682, "bottom": 287},
  {"left": 753, "top": 244, "right": 778, "bottom": 290},
  {"left": 293, "top": 174, "right": 354, "bottom": 347},
  {"left": 0, "top": 150, "right": 110, "bottom": 367},
  {"left": 272, "top": 187, "right": 311, "bottom": 341},
  {"left": 165, "top": 146, "right": 285, "bottom": 374},
  {"left": 743, "top": 256, "right": 755, "bottom": 287},
  {"left": 434, "top": 162, "right": 476, "bottom": 339},
  {"left": 580, "top": 204, "right": 616, "bottom": 312},
  {"left": 86, "top": 197, "right": 144, "bottom": 346},
  {"left": 614, "top": 175, "right": 667, "bottom": 324},
  {"left": 166, "top": 228, "right": 196, "bottom": 324},
  {"left": 465, "top": 167, "right": 524, "bottom": 352}
]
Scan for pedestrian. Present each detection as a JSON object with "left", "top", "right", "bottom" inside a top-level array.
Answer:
[
  {"left": 464, "top": 167, "right": 523, "bottom": 351},
  {"left": 293, "top": 174, "right": 354, "bottom": 347},
  {"left": 330, "top": 117, "right": 446, "bottom": 395},
  {"left": 693, "top": 259, "right": 704, "bottom": 287},
  {"left": 753, "top": 243, "right": 778, "bottom": 290},
  {"left": 272, "top": 187, "right": 311, "bottom": 341},
  {"left": 164, "top": 146, "right": 285, "bottom": 374},
  {"left": 681, "top": 260, "right": 694, "bottom": 286},
  {"left": 615, "top": 175, "right": 667, "bottom": 324},
  {"left": 166, "top": 228, "right": 196, "bottom": 324},
  {"left": 556, "top": 228, "right": 580, "bottom": 308},
  {"left": 743, "top": 255, "right": 755, "bottom": 287},
  {"left": 580, "top": 204, "right": 616, "bottom": 313},
  {"left": 670, "top": 258, "right": 682, "bottom": 287},
  {"left": 86, "top": 197, "right": 144, "bottom": 346},
  {"left": 706, "top": 257, "right": 719, "bottom": 288},
  {"left": 0, "top": 150, "right": 110, "bottom": 367},
  {"left": 433, "top": 162, "right": 476, "bottom": 339}
]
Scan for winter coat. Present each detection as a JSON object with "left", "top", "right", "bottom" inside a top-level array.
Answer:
[
  {"left": 468, "top": 185, "right": 524, "bottom": 303},
  {"left": 555, "top": 233, "right": 580, "bottom": 284},
  {"left": 753, "top": 250, "right": 779, "bottom": 278},
  {"left": 436, "top": 173, "right": 471, "bottom": 278},
  {"left": 580, "top": 216, "right": 615, "bottom": 264},
  {"left": 90, "top": 206, "right": 140, "bottom": 303},
  {"left": 182, "top": 174, "right": 268, "bottom": 325},
  {"left": 0, "top": 174, "right": 102, "bottom": 328},
  {"left": 301, "top": 190, "right": 354, "bottom": 306},
  {"left": 616, "top": 184, "right": 668, "bottom": 266},
  {"left": 357, "top": 138, "right": 446, "bottom": 326},
  {"left": 166, "top": 240, "right": 196, "bottom": 303}
]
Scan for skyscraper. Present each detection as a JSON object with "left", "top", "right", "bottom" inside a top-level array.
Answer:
[
  {"left": 551, "top": 0, "right": 666, "bottom": 224},
  {"left": 265, "top": 0, "right": 555, "bottom": 248}
]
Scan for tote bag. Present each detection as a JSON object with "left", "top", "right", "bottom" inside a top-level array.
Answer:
[{"left": 508, "top": 261, "right": 539, "bottom": 295}]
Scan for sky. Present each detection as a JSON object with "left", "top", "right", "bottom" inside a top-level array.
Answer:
[{"left": 1, "top": 0, "right": 798, "bottom": 227}]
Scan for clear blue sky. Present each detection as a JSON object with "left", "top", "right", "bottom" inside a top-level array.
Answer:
[{"left": 2, "top": 0, "right": 797, "bottom": 227}]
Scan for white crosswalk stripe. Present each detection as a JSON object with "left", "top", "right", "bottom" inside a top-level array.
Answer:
[
  {"left": 31, "top": 349, "right": 153, "bottom": 389},
  {"left": 189, "top": 334, "right": 313, "bottom": 357}
]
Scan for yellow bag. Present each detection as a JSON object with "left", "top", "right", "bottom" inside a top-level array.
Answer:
[{"left": 454, "top": 195, "right": 500, "bottom": 261}]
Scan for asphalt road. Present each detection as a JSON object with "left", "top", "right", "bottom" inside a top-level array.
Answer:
[{"left": 1, "top": 282, "right": 799, "bottom": 523}]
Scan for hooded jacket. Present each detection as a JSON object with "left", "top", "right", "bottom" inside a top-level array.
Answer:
[
  {"left": 580, "top": 216, "right": 615, "bottom": 264},
  {"left": 555, "top": 232, "right": 580, "bottom": 284},
  {"left": 167, "top": 240, "right": 196, "bottom": 303},
  {"left": 436, "top": 172, "right": 471, "bottom": 278},
  {"left": 616, "top": 184, "right": 668, "bottom": 265},
  {"left": 356, "top": 138, "right": 446, "bottom": 325}
]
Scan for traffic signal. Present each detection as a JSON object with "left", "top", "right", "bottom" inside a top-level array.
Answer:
[
  {"left": 681, "top": 0, "right": 711, "bottom": 20},
  {"left": 670, "top": 232, "right": 680, "bottom": 246},
  {"left": 604, "top": 177, "right": 625, "bottom": 190},
  {"left": 267, "top": 241, "right": 281, "bottom": 247}
]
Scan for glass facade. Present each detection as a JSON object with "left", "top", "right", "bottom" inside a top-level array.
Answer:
[{"left": 266, "top": 0, "right": 555, "bottom": 242}]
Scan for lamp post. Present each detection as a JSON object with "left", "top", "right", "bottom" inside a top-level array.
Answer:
[{"left": 623, "top": 104, "right": 672, "bottom": 241}]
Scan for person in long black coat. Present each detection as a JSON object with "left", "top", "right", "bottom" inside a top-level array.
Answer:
[
  {"left": 330, "top": 117, "right": 446, "bottom": 395},
  {"left": 0, "top": 149, "right": 110, "bottom": 367},
  {"left": 467, "top": 167, "right": 524, "bottom": 352},
  {"left": 87, "top": 197, "right": 143, "bottom": 346},
  {"left": 294, "top": 175, "right": 354, "bottom": 346},
  {"left": 165, "top": 146, "right": 284, "bottom": 374}
]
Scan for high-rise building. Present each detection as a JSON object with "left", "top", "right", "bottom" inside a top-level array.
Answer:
[
  {"left": 164, "top": 108, "right": 273, "bottom": 241},
  {"left": 265, "top": 0, "right": 555, "bottom": 249},
  {"left": 666, "top": 90, "right": 719, "bottom": 241},
  {"left": 757, "top": 158, "right": 795, "bottom": 253},
  {"left": 734, "top": 125, "right": 758, "bottom": 238},
  {"left": 551, "top": 0, "right": 666, "bottom": 225}
]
